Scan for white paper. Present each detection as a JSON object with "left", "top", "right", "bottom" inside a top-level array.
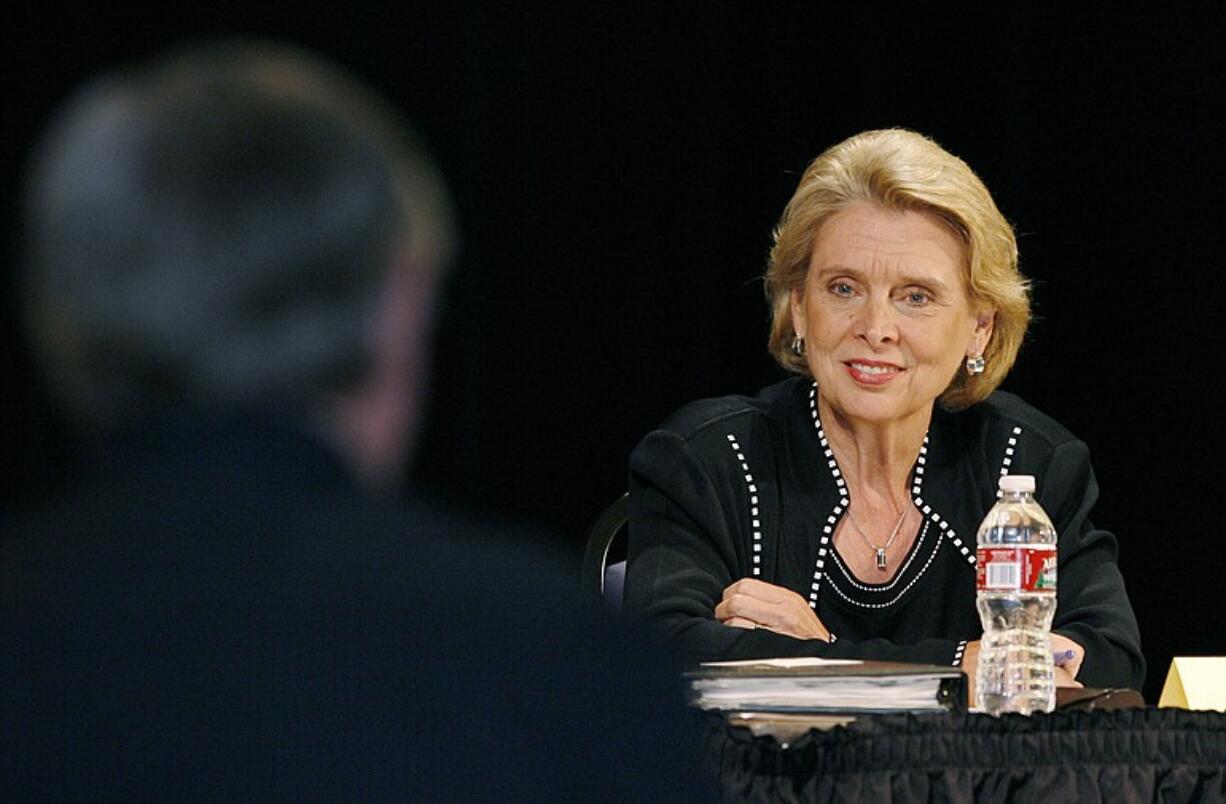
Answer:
[
  {"left": 700, "top": 657, "right": 863, "bottom": 669},
  {"left": 690, "top": 675, "right": 946, "bottom": 711}
]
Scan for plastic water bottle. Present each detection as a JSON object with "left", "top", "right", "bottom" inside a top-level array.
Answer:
[{"left": 975, "top": 474, "right": 1057, "bottom": 715}]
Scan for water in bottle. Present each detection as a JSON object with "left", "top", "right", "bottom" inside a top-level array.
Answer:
[{"left": 975, "top": 474, "right": 1057, "bottom": 715}]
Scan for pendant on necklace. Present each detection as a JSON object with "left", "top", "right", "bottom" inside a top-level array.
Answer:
[{"left": 875, "top": 548, "right": 887, "bottom": 570}]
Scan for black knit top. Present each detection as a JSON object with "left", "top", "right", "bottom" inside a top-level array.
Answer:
[{"left": 625, "top": 377, "right": 1145, "bottom": 689}]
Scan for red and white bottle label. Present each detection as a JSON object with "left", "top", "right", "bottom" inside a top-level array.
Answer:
[{"left": 976, "top": 545, "right": 1057, "bottom": 592}]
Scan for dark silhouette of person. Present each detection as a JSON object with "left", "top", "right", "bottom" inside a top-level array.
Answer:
[{"left": 2, "top": 39, "right": 710, "bottom": 801}]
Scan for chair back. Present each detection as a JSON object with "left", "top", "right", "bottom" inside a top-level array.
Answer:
[{"left": 580, "top": 493, "right": 629, "bottom": 611}]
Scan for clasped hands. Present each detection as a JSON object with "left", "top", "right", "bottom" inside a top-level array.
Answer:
[
  {"left": 716, "top": 578, "right": 1084, "bottom": 688},
  {"left": 715, "top": 578, "right": 833, "bottom": 642}
]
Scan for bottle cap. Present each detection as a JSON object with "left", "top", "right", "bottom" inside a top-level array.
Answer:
[{"left": 999, "top": 474, "right": 1036, "bottom": 493}]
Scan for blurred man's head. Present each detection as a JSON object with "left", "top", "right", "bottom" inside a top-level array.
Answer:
[{"left": 21, "top": 39, "right": 456, "bottom": 491}]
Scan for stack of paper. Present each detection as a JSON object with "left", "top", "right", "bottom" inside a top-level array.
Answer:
[{"left": 686, "top": 657, "right": 967, "bottom": 715}]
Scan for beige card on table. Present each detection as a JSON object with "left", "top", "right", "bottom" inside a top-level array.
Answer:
[{"left": 1158, "top": 657, "right": 1226, "bottom": 711}]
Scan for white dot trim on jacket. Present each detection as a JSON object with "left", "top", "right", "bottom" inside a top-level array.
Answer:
[
  {"left": 725, "top": 433, "right": 762, "bottom": 577},
  {"left": 807, "top": 384, "right": 849, "bottom": 609},
  {"left": 908, "top": 431, "right": 975, "bottom": 567},
  {"left": 913, "top": 489, "right": 977, "bottom": 568},
  {"left": 808, "top": 381, "right": 976, "bottom": 594},
  {"left": 952, "top": 639, "right": 968, "bottom": 667},
  {"left": 996, "top": 426, "right": 1024, "bottom": 498}
]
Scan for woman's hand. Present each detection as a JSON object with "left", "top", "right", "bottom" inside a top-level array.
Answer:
[
  {"left": 1051, "top": 633, "right": 1085, "bottom": 684},
  {"left": 962, "top": 634, "right": 1086, "bottom": 705},
  {"left": 715, "top": 578, "right": 832, "bottom": 641},
  {"left": 960, "top": 640, "right": 981, "bottom": 706},
  {"left": 1053, "top": 665, "right": 1083, "bottom": 688}
]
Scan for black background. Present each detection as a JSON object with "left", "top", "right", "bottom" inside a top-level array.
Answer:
[{"left": 4, "top": 4, "right": 1223, "bottom": 703}]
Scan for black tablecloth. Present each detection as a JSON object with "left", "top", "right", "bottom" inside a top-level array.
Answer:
[{"left": 706, "top": 708, "right": 1226, "bottom": 803}]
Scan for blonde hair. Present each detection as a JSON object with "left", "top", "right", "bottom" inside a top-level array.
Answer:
[{"left": 764, "top": 128, "right": 1029, "bottom": 409}]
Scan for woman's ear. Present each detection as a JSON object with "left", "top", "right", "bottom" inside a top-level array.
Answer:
[
  {"left": 790, "top": 286, "right": 806, "bottom": 339},
  {"left": 970, "top": 307, "right": 996, "bottom": 356}
]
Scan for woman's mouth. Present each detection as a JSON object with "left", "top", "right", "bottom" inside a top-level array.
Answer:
[{"left": 845, "top": 361, "right": 903, "bottom": 385}]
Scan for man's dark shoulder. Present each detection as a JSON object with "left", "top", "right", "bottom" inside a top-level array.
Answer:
[
  {"left": 388, "top": 491, "right": 574, "bottom": 586},
  {"left": 654, "top": 377, "right": 803, "bottom": 442},
  {"left": 1, "top": 456, "right": 709, "bottom": 800}
]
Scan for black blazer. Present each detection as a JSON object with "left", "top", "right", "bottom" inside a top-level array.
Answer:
[
  {"left": 2, "top": 412, "right": 709, "bottom": 801},
  {"left": 627, "top": 378, "right": 1145, "bottom": 690}
]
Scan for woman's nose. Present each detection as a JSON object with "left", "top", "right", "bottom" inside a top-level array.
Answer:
[{"left": 855, "top": 297, "right": 899, "bottom": 345}]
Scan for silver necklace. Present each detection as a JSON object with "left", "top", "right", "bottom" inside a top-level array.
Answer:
[{"left": 845, "top": 504, "right": 909, "bottom": 570}]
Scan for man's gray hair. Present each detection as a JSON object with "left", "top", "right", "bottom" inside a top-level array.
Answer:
[{"left": 21, "top": 39, "right": 456, "bottom": 431}]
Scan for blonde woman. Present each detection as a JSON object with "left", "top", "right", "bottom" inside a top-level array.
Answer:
[{"left": 626, "top": 129, "right": 1143, "bottom": 693}]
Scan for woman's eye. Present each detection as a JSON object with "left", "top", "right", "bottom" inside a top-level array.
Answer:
[
  {"left": 830, "top": 282, "right": 855, "bottom": 297},
  {"left": 903, "top": 289, "right": 932, "bottom": 306}
]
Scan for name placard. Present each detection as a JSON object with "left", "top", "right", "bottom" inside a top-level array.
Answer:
[{"left": 1158, "top": 657, "right": 1226, "bottom": 711}]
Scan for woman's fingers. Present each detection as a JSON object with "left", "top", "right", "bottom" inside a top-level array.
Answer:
[
  {"left": 1050, "top": 633, "right": 1085, "bottom": 679},
  {"left": 716, "top": 579, "right": 831, "bottom": 641},
  {"left": 1054, "top": 665, "right": 1083, "bottom": 688},
  {"left": 959, "top": 640, "right": 981, "bottom": 707},
  {"left": 723, "top": 616, "right": 757, "bottom": 630},
  {"left": 714, "top": 591, "right": 778, "bottom": 625},
  {"left": 721, "top": 577, "right": 791, "bottom": 604}
]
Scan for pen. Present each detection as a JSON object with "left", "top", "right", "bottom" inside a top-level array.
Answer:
[{"left": 1053, "top": 649, "right": 1077, "bottom": 666}]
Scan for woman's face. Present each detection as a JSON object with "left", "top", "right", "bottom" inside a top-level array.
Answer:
[{"left": 790, "top": 201, "right": 994, "bottom": 430}]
